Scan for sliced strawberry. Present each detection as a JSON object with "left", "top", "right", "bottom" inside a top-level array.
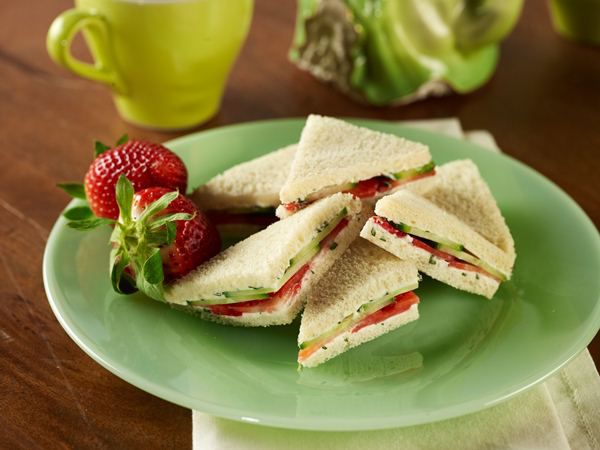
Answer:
[{"left": 352, "top": 292, "right": 419, "bottom": 333}]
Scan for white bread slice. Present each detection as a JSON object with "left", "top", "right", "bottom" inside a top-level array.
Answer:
[
  {"left": 191, "top": 144, "right": 296, "bottom": 210},
  {"left": 300, "top": 304, "right": 419, "bottom": 368},
  {"left": 298, "top": 240, "right": 419, "bottom": 367},
  {"left": 279, "top": 115, "right": 431, "bottom": 203},
  {"left": 406, "top": 159, "right": 515, "bottom": 259},
  {"left": 165, "top": 193, "right": 362, "bottom": 305},
  {"left": 361, "top": 217, "right": 500, "bottom": 298},
  {"left": 180, "top": 211, "right": 365, "bottom": 327},
  {"left": 371, "top": 190, "right": 514, "bottom": 278}
]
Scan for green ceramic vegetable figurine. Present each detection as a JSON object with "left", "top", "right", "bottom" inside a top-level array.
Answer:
[{"left": 290, "top": 0, "right": 523, "bottom": 104}]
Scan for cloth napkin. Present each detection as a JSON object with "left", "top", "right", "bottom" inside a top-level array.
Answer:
[{"left": 192, "top": 119, "right": 600, "bottom": 450}]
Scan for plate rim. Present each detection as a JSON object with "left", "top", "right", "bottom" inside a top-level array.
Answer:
[{"left": 42, "top": 117, "right": 600, "bottom": 431}]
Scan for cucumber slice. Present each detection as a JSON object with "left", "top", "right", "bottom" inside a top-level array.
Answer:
[
  {"left": 393, "top": 161, "right": 435, "bottom": 180},
  {"left": 187, "top": 292, "right": 269, "bottom": 307},
  {"left": 275, "top": 241, "right": 320, "bottom": 288},
  {"left": 433, "top": 241, "right": 464, "bottom": 252},
  {"left": 394, "top": 222, "right": 464, "bottom": 250},
  {"left": 358, "top": 283, "right": 419, "bottom": 315},
  {"left": 299, "top": 316, "right": 354, "bottom": 350},
  {"left": 224, "top": 288, "right": 272, "bottom": 298},
  {"left": 275, "top": 207, "right": 347, "bottom": 286},
  {"left": 435, "top": 245, "right": 507, "bottom": 281}
]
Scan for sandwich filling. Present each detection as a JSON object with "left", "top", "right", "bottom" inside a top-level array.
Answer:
[
  {"left": 282, "top": 161, "right": 435, "bottom": 214},
  {"left": 370, "top": 216, "right": 506, "bottom": 281},
  {"left": 188, "top": 208, "right": 351, "bottom": 316},
  {"left": 298, "top": 289, "right": 420, "bottom": 364},
  {"left": 206, "top": 207, "right": 278, "bottom": 229}
]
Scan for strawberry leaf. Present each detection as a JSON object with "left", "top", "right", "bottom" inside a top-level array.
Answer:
[
  {"left": 145, "top": 229, "right": 169, "bottom": 246},
  {"left": 109, "top": 248, "right": 137, "bottom": 295},
  {"left": 137, "top": 191, "right": 179, "bottom": 224},
  {"left": 63, "top": 205, "right": 93, "bottom": 221},
  {"left": 94, "top": 141, "right": 111, "bottom": 156},
  {"left": 133, "top": 249, "right": 165, "bottom": 301},
  {"left": 67, "top": 217, "right": 113, "bottom": 230},
  {"left": 116, "top": 134, "right": 129, "bottom": 146},
  {"left": 145, "top": 222, "right": 177, "bottom": 246},
  {"left": 142, "top": 249, "right": 164, "bottom": 285},
  {"left": 149, "top": 212, "right": 193, "bottom": 229},
  {"left": 115, "top": 175, "right": 134, "bottom": 221},
  {"left": 166, "top": 222, "right": 177, "bottom": 245},
  {"left": 57, "top": 183, "right": 86, "bottom": 200},
  {"left": 137, "top": 280, "right": 164, "bottom": 302}
]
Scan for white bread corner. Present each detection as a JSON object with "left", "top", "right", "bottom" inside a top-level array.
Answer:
[
  {"left": 361, "top": 218, "right": 500, "bottom": 299},
  {"left": 279, "top": 115, "right": 431, "bottom": 203},
  {"left": 300, "top": 304, "right": 419, "bottom": 368},
  {"left": 374, "top": 190, "right": 514, "bottom": 278},
  {"left": 299, "top": 239, "right": 419, "bottom": 343},
  {"left": 406, "top": 159, "right": 515, "bottom": 259},
  {"left": 275, "top": 203, "right": 294, "bottom": 219},
  {"left": 191, "top": 144, "right": 296, "bottom": 210},
  {"left": 182, "top": 209, "right": 365, "bottom": 327},
  {"left": 165, "top": 192, "right": 362, "bottom": 304}
]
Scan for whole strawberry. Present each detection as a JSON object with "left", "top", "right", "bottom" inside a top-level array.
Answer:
[
  {"left": 131, "top": 187, "right": 221, "bottom": 282},
  {"left": 59, "top": 136, "right": 187, "bottom": 219},
  {"left": 109, "top": 176, "right": 221, "bottom": 299}
]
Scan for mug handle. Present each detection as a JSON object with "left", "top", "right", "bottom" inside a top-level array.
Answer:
[{"left": 46, "top": 9, "right": 126, "bottom": 93}]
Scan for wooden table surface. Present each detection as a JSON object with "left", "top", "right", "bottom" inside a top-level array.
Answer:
[{"left": 1, "top": 0, "right": 598, "bottom": 448}]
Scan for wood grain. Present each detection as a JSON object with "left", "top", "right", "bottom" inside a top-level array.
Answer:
[{"left": 0, "top": 0, "right": 598, "bottom": 448}]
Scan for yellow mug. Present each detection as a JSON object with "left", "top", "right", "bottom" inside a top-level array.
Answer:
[{"left": 47, "top": 0, "right": 253, "bottom": 130}]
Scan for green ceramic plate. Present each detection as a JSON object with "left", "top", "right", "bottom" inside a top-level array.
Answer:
[{"left": 43, "top": 119, "right": 600, "bottom": 431}]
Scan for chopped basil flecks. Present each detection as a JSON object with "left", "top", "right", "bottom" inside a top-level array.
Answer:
[
  {"left": 330, "top": 242, "right": 338, "bottom": 250},
  {"left": 380, "top": 236, "right": 386, "bottom": 242},
  {"left": 317, "top": 221, "right": 330, "bottom": 232},
  {"left": 321, "top": 346, "right": 328, "bottom": 350},
  {"left": 476, "top": 274, "right": 480, "bottom": 280},
  {"left": 371, "top": 228, "right": 376, "bottom": 237},
  {"left": 461, "top": 272, "right": 466, "bottom": 277},
  {"left": 428, "top": 255, "right": 436, "bottom": 265}
]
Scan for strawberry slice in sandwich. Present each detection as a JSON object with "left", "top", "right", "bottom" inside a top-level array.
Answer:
[{"left": 165, "top": 193, "right": 363, "bottom": 326}]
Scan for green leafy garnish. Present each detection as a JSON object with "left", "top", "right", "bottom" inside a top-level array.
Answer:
[
  {"left": 108, "top": 175, "right": 192, "bottom": 301},
  {"left": 116, "top": 134, "right": 129, "bottom": 146},
  {"left": 63, "top": 205, "right": 93, "bottom": 221},
  {"left": 57, "top": 183, "right": 86, "bottom": 200},
  {"left": 94, "top": 140, "right": 111, "bottom": 156}
]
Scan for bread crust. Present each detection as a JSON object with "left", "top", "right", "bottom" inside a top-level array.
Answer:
[{"left": 280, "top": 115, "right": 431, "bottom": 203}]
